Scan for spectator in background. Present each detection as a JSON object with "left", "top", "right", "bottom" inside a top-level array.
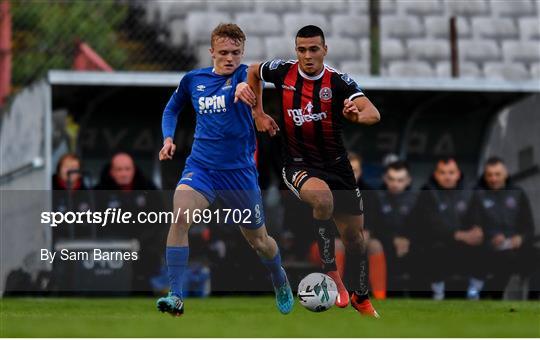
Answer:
[
  {"left": 95, "top": 152, "right": 156, "bottom": 191},
  {"left": 53, "top": 153, "right": 86, "bottom": 191},
  {"left": 413, "top": 157, "right": 484, "bottom": 300},
  {"left": 370, "top": 160, "right": 417, "bottom": 297},
  {"left": 95, "top": 151, "right": 166, "bottom": 293},
  {"left": 52, "top": 153, "right": 93, "bottom": 239},
  {"left": 468, "top": 157, "right": 535, "bottom": 299},
  {"left": 348, "top": 152, "right": 387, "bottom": 300},
  {"left": 349, "top": 153, "right": 373, "bottom": 193}
]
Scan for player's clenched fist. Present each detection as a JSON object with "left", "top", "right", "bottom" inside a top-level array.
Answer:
[
  {"left": 159, "top": 137, "right": 176, "bottom": 161},
  {"left": 342, "top": 99, "right": 361, "bottom": 122},
  {"left": 253, "top": 109, "right": 279, "bottom": 137},
  {"left": 234, "top": 82, "right": 257, "bottom": 107}
]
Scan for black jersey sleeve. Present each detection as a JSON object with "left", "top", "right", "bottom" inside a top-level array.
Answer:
[
  {"left": 334, "top": 72, "right": 365, "bottom": 102},
  {"left": 259, "top": 59, "right": 293, "bottom": 85}
]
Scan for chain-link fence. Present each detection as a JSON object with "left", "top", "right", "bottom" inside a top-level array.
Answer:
[{"left": 10, "top": 0, "right": 197, "bottom": 91}]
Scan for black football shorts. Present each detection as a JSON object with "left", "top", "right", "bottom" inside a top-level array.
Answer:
[{"left": 281, "top": 157, "right": 364, "bottom": 215}]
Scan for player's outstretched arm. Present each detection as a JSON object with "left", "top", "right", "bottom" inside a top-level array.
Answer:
[
  {"left": 343, "top": 96, "right": 381, "bottom": 125},
  {"left": 247, "top": 63, "right": 279, "bottom": 136},
  {"left": 160, "top": 78, "right": 187, "bottom": 161}
]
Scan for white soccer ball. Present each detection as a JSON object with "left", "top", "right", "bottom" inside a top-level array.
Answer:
[{"left": 297, "top": 272, "right": 338, "bottom": 312}]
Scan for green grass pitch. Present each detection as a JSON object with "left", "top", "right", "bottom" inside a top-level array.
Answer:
[{"left": 1, "top": 297, "right": 539, "bottom": 337}]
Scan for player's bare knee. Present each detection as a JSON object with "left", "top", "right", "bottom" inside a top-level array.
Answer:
[
  {"left": 312, "top": 193, "right": 334, "bottom": 219},
  {"left": 170, "top": 212, "right": 191, "bottom": 233},
  {"left": 247, "top": 234, "right": 268, "bottom": 253},
  {"left": 170, "top": 222, "right": 189, "bottom": 237}
]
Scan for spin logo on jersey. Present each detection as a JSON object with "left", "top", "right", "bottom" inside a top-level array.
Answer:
[
  {"left": 287, "top": 101, "right": 327, "bottom": 126},
  {"left": 198, "top": 95, "right": 227, "bottom": 114}
]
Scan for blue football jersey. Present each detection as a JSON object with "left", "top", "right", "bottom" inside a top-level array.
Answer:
[{"left": 162, "top": 65, "right": 256, "bottom": 169}]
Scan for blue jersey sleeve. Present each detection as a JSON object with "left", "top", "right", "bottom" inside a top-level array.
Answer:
[{"left": 162, "top": 74, "right": 191, "bottom": 140}]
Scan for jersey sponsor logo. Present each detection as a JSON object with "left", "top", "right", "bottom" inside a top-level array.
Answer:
[
  {"left": 198, "top": 95, "right": 227, "bottom": 114},
  {"left": 319, "top": 87, "right": 332, "bottom": 101},
  {"left": 196, "top": 84, "right": 206, "bottom": 91},
  {"left": 287, "top": 101, "right": 327, "bottom": 126}
]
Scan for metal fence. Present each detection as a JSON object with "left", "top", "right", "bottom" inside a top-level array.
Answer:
[{"left": 9, "top": 0, "right": 197, "bottom": 91}]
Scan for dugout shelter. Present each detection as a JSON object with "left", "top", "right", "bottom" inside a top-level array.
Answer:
[{"left": 0, "top": 70, "right": 538, "bottom": 295}]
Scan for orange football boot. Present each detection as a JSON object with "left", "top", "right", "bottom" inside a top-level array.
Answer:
[
  {"left": 351, "top": 293, "right": 380, "bottom": 318},
  {"left": 326, "top": 270, "right": 350, "bottom": 308}
]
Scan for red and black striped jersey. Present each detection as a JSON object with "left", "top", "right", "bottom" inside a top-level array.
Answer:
[{"left": 259, "top": 59, "right": 365, "bottom": 169}]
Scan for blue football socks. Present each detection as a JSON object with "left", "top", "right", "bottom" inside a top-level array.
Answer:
[
  {"left": 260, "top": 251, "right": 286, "bottom": 288},
  {"left": 166, "top": 246, "right": 189, "bottom": 298}
]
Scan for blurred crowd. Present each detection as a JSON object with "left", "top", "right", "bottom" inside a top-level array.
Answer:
[
  {"left": 50, "top": 151, "right": 539, "bottom": 299},
  {"left": 362, "top": 154, "right": 536, "bottom": 300},
  {"left": 51, "top": 152, "right": 166, "bottom": 293},
  {"left": 277, "top": 153, "right": 539, "bottom": 300}
]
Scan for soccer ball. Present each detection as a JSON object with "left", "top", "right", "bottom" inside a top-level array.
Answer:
[{"left": 297, "top": 273, "right": 338, "bottom": 312}]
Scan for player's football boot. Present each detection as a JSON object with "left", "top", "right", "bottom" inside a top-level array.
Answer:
[
  {"left": 156, "top": 292, "right": 184, "bottom": 317},
  {"left": 326, "top": 270, "right": 350, "bottom": 308},
  {"left": 274, "top": 268, "right": 294, "bottom": 314},
  {"left": 351, "top": 293, "right": 380, "bottom": 318}
]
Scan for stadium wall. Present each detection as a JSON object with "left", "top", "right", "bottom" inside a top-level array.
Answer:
[{"left": 0, "top": 81, "right": 52, "bottom": 296}]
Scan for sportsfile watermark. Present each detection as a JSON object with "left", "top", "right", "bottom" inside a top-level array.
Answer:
[
  {"left": 40, "top": 207, "right": 259, "bottom": 227},
  {"left": 2, "top": 189, "right": 537, "bottom": 294}
]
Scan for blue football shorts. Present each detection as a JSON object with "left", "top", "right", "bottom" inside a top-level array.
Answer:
[{"left": 177, "top": 160, "right": 265, "bottom": 229}]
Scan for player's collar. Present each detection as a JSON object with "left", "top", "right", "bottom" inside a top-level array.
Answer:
[
  {"left": 211, "top": 67, "right": 231, "bottom": 76},
  {"left": 298, "top": 65, "right": 325, "bottom": 81}
]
